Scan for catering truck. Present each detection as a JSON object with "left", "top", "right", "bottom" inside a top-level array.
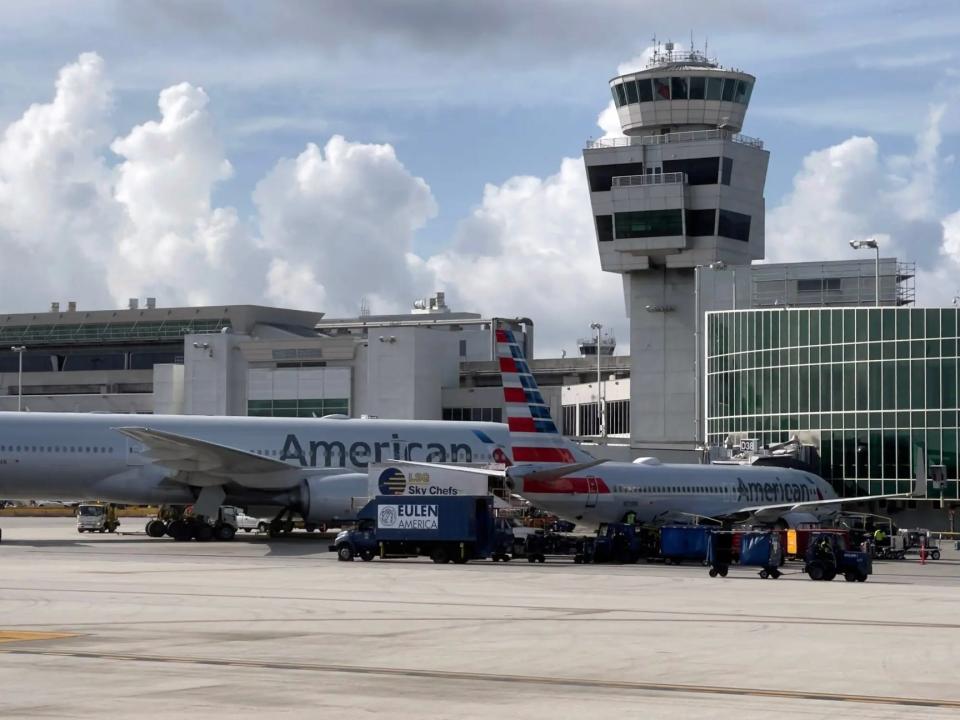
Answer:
[{"left": 330, "top": 495, "right": 496, "bottom": 564}]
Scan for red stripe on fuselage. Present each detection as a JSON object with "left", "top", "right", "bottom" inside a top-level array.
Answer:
[
  {"left": 512, "top": 447, "right": 576, "bottom": 463},
  {"left": 503, "top": 387, "right": 527, "bottom": 403},
  {"left": 523, "top": 477, "right": 610, "bottom": 494},
  {"left": 508, "top": 417, "right": 536, "bottom": 432}
]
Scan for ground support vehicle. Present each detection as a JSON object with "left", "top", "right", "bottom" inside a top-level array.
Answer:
[
  {"left": 521, "top": 530, "right": 586, "bottom": 563},
  {"left": 491, "top": 516, "right": 516, "bottom": 562},
  {"left": 804, "top": 532, "right": 872, "bottom": 582},
  {"left": 580, "top": 523, "right": 648, "bottom": 564},
  {"left": 76, "top": 503, "right": 119, "bottom": 533},
  {"left": 708, "top": 530, "right": 784, "bottom": 579},
  {"left": 659, "top": 525, "right": 712, "bottom": 565},
  {"left": 901, "top": 529, "right": 942, "bottom": 561},
  {"left": 330, "top": 496, "right": 495, "bottom": 564},
  {"left": 784, "top": 528, "right": 850, "bottom": 560},
  {"left": 873, "top": 534, "right": 907, "bottom": 560}
]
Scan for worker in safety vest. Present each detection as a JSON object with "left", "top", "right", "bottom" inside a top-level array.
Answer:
[
  {"left": 624, "top": 510, "right": 637, "bottom": 526},
  {"left": 874, "top": 527, "right": 887, "bottom": 545}
]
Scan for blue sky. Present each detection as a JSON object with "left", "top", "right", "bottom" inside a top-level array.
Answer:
[{"left": 0, "top": 1, "right": 958, "bottom": 354}]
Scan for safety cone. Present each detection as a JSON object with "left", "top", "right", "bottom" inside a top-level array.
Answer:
[{"left": 920, "top": 540, "right": 926, "bottom": 565}]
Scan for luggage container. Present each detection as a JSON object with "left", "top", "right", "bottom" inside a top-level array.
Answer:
[
  {"left": 659, "top": 525, "right": 712, "bottom": 564},
  {"left": 708, "top": 530, "right": 784, "bottom": 579}
]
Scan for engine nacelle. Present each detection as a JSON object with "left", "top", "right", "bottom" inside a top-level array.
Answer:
[{"left": 299, "top": 473, "right": 368, "bottom": 524}]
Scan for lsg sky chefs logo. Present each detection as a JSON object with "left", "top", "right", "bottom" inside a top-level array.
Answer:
[{"left": 377, "top": 504, "right": 439, "bottom": 530}]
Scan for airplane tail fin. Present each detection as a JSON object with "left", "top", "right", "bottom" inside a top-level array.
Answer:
[{"left": 494, "top": 324, "right": 593, "bottom": 465}]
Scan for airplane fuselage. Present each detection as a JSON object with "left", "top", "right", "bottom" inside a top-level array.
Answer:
[
  {"left": 0, "top": 411, "right": 513, "bottom": 505},
  {"left": 521, "top": 461, "right": 839, "bottom": 526}
]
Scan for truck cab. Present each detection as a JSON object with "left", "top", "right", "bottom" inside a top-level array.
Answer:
[{"left": 76, "top": 503, "right": 119, "bottom": 534}]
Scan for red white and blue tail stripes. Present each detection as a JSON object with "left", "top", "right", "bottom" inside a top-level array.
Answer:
[{"left": 496, "top": 326, "right": 578, "bottom": 464}]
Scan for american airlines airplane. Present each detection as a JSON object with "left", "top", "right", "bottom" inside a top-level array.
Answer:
[
  {"left": 0, "top": 412, "right": 525, "bottom": 540},
  {"left": 0, "top": 326, "right": 913, "bottom": 540},
  {"left": 472, "top": 327, "right": 915, "bottom": 528}
]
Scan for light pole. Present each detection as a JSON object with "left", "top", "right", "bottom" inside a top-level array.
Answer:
[
  {"left": 10, "top": 346, "right": 26, "bottom": 411},
  {"left": 590, "top": 322, "right": 604, "bottom": 437},
  {"left": 849, "top": 237, "right": 880, "bottom": 306}
]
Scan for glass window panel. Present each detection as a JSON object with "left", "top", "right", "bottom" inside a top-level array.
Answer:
[
  {"left": 911, "top": 309, "right": 925, "bottom": 339},
  {"left": 943, "top": 429, "right": 957, "bottom": 480},
  {"left": 926, "top": 308, "right": 940, "bottom": 337},
  {"left": 653, "top": 77, "right": 670, "bottom": 99},
  {"left": 855, "top": 309, "right": 867, "bottom": 342},
  {"left": 689, "top": 76, "right": 706, "bottom": 99},
  {"left": 833, "top": 311, "right": 845, "bottom": 344},
  {"left": 868, "top": 309, "right": 881, "bottom": 341},
  {"left": 897, "top": 431, "right": 911, "bottom": 478},
  {"left": 882, "top": 309, "right": 895, "bottom": 341},
  {"left": 869, "top": 362, "right": 881, "bottom": 411},
  {"left": 614, "top": 83, "right": 627, "bottom": 107},
  {"left": 637, "top": 78, "right": 653, "bottom": 102},
  {"left": 844, "top": 363, "right": 855, "bottom": 409},
  {"left": 927, "top": 360, "right": 941, "bottom": 409},
  {"left": 705, "top": 76, "right": 723, "bottom": 100},
  {"left": 944, "top": 358, "right": 957, "bottom": 409},
  {"left": 799, "top": 366, "right": 809, "bottom": 412},
  {"left": 671, "top": 77, "right": 688, "bottom": 99},
  {"left": 734, "top": 79, "right": 748, "bottom": 104},
  {"left": 943, "top": 310, "right": 956, "bottom": 338},
  {"left": 844, "top": 309, "right": 856, "bottom": 342},
  {"left": 911, "top": 360, "right": 925, "bottom": 408},
  {"left": 819, "top": 311, "right": 831, "bottom": 347},
  {"left": 721, "top": 77, "right": 736, "bottom": 101},
  {"left": 870, "top": 432, "right": 882, "bottom": 479},
  {"left": 897, "top": 310, "right": 910, "bottom": 340},
  {"left": 896, "top": 360, "right": 910, "bottom": 409},
  {"left": 623, "top": 79, "right": 639, "bottom": 104},
  {"left": 614, "top": 209, "right": 683, "bottom": 238}
]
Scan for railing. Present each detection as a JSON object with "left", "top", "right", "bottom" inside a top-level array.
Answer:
[
  {"left": 586, "top": 128, "right": 763, "bottom": 150},
  {"left": 611, "top": 172, "right": 685, "bottom": 188}
]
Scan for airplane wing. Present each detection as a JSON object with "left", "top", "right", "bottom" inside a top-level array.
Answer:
[
  {"left": 722, "top": 492, "right": 915, "bottom": 522},
  {"left": 113, "top": 427, "right": 312, "bottom": 489},
  {"left": 390, "top": 459, "right": 607, "bottom": 484}
]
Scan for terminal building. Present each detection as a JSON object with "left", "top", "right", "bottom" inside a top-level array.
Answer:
[{"left": 706, "top": 306, "right": 959, "bottom": 503}]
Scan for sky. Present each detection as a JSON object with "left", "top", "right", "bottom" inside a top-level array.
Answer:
[{"left": 0, "top": 1, "right": 959, "bottom": 356}]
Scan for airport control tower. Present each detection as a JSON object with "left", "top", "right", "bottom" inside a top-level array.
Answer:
[{"left": 584, "top": 44, "right": 769, "bottom": 460}]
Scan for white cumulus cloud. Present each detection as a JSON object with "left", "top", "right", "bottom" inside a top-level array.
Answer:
[
  {"left": 253, "top": 136, "right": 438, "bottom": 317},
  {"left": 765, "top": 104, "right": 957, "bottom": 305}
]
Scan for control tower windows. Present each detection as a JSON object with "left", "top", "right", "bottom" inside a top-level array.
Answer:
[
  {"left": 721, "top": 157, "right": 733, "bottom": 185},
  {"left": 653, "top": 78, "right": 670, "bottom": 100},
  {"left": 689, "top": 77, "right": 706, "bottom": 100},
  {"left": 735, "top": 80, "right": 749, "bottom": 104},
  {"left": 637, "top": 78, "right": 653, "bottom": 102},
  {"left": 614, "top": 83, "right": 627, "bottom": 107},
  {"left": 671, "top": 77, "right": 688, "bottom": 100},
  {"left": 624, "top": 80, "right": 639, "bottom": 105},
  {"left": 685, "top": 209, "right": 717, "bottom": 237},
  {"left": 595, "top": 215, "right": 613, "bottom": 242},
  {"left": 721, "top": 78, "right": 736, "bottom": 102},
  {"left": 718, "top": 209, "right": 751, "bottom": 242},
  {"left": 614, "top": 209, "right": 683, "bottom": 239},
  {"left": 706, "top": 77, "right": 723, "bottom": 101},
  {"left": 587, "top": 161, "right": 644, "bottom": 192},
  {"left": 663, "top": 157, "right": 719, "bottom": 186}
]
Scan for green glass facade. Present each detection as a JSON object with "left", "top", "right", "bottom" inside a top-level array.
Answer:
[{"left": 706, "top": 308, "right": 959, "bottom": 499}]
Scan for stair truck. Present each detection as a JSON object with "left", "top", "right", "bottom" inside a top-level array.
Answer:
[{"left": 330, "top": 495, "right": 496, "bottom": 564}]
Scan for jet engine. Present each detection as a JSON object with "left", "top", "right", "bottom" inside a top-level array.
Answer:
[{"left": 299, "top": 473, "right": 368, "bottom": 524}]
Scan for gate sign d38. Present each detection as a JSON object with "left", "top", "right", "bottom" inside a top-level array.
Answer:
[{"left": 739, "top": 438, "right": 759, "bottom": 453}]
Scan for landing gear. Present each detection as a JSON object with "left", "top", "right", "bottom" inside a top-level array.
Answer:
[
  {"left": 167, "top": 519, "right": 192, "bottom": 542},
  {"left": 192, "top": 522, "right": 214, "bottom": 542},
  {"left": 145, "top": 519, "right": 167, "bottom": 538}
]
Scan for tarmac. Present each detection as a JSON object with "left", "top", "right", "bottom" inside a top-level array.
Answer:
[{"left": 1, "top": 516, "right": 959, "bottom": 719}]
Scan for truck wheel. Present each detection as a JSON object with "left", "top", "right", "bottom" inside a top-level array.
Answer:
[
  {"left": 338, "top": 545, "right": 354, "bottom": 562},
  {"left": 257, "top": 522, "right": 268, "bottom": 533},
  {"left": 844, "top": 571, "right": 857, "bottom": 582},
  {"left": 193, "top": 523, "right": 214, "bottom": 542},
  {"left": 359, "top": 549, "right": 375, "bottom": 562},
  {"left": 932, "top": 550, "right": 941, "bottom": 560},
  {"left": 857, "top": 573, "right": 867, "bottom": 582},
  {"left": 430, "top": 547, "right": 450, "bottom": 564},
  {"left": 718, "top": 567, "right": 728, "bottom": 577},
  {"left": 214, "top": 524, "right": 236, "bottom": 541},
  {"left": 759, "top": 570, "right": 769, "bottom": 579},
  {"left": 807, "top": 563, "right": 824, "bottom": 581},
  {"left": 243, "top": 528, "right": 251, "bottom": 533},
  {"left": 77, "top": 528, "right": 85, "bottom": 534},
  {"left": 145, "top": 519, "right": 167, "bottom": 538},
  {"left": 709, "top": 568, "right": 718, "bottom": 578},
  {"left": 822, "top": 568, "right": 837, "bottom": 582}
]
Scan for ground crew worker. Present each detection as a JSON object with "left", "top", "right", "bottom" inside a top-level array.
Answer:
[
  {"left": 874, "top": 527, "right": 887, "bottom": 545},
  {"left": 624, "top": 510, "right": 637, "bottom": 526}
]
